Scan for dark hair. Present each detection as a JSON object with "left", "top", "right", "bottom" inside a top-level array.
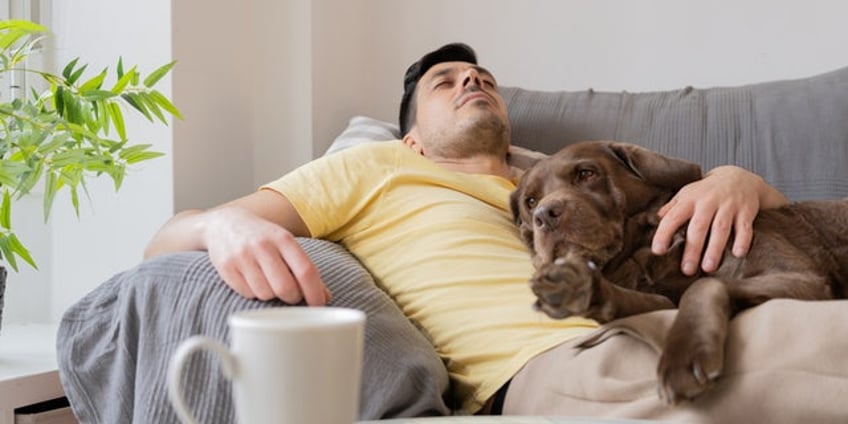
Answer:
[{"left": 398, "top": 42, "right": 477, "bottom": 136}]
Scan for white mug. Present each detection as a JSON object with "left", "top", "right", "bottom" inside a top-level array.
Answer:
[{"left": 168, "top": 307, "right": 366, "bottom": 424}]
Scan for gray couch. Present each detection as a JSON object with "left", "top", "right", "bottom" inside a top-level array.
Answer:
[{"left": 57, "top": 65, "right": 848, "bottom": 423}]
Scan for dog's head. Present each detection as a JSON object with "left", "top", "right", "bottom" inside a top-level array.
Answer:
[{"left": 510, "top": 141, "right": 702, "bottom": 267}]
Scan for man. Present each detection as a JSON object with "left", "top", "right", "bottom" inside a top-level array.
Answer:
[{"left": 145, "top": 43, "right": 808, "bottom": 417}]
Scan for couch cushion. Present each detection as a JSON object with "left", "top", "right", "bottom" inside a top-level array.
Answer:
[
  {"left": 326, "top": 115, "right": 399, "bottom": 155},
  {"left": 57, "top": 240, "right": 451, "bottom": 423}
]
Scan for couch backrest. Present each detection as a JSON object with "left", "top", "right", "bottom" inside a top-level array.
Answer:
[
  {"left": 328, "top": 66, "right": 848, "bottom": 202},
  {"left": 500, "top": 66, "right": 848, "bottom": 201}
]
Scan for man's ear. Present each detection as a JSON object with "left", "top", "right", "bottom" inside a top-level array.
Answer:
[{"left": 402, "top": 131, "right": 425, "bottom": 155}]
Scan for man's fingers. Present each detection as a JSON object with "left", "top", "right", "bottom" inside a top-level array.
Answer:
[
  {"left": 682, "top": 208, "right": 714, "bottom": 276},
  {"left": 700, "top": 208, "right": 733, "bottom": 273},
  {"left": 281, "top": 243, "right": 328, "bottom": 306},
  {"left": 653, "top": 197, "right": 689, "bottom": 255},
  {"left": 239, "top": 258, "right": 278, "bottom": 301},
  {"left": 252, "top": 234, "right": 328, "bottom": 306},
  {"left": 256, "top": 250, "right": 305, "bottom": 305},
  {"left": 216, "top": 265, "right": 256, "bottom": 300},
  {"left": 731, "top": 210, "right": 755, "bottom": 258},
  {"left": 323, "top": 286, "right": 333, "bottom": 304},
  {"left": 656, "top": 196, "right": 677, "bottom": 218}
]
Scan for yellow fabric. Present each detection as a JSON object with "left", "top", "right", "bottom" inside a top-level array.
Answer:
[{"left": 263, "top": 141, "right": 598, "bottom": 413}]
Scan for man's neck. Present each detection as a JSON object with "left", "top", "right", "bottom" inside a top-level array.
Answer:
[{"left": 430, "top": 154, "right": 512, "bottom": 179}]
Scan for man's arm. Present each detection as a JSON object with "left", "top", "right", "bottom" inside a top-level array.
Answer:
[
  {"left": 652, "top": 165, "right": 789, "bottom": 275},
  {"left": 144, "top": 189, "right": 331, "bottom": 305}
]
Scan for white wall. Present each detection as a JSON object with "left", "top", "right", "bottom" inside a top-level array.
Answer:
[
  {"left": 359, "top": 0, "right": 848, "bottom": 125},
  {"left": 171, "top": 0, "right": 254, "bottom": 211},
  {"left": 6, "top": 0, "right": 848, "bottom": 324},
  {"left": 173, "top": 0, "right": 325, "bottom": 211}
]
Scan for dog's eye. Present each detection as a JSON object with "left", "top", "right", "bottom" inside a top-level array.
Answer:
[
  {"left": 525, "top": 197, "right": 537, "bottom": 209},
  {"left": 576, "top": 169, "right": 595, "bottom": 181}
]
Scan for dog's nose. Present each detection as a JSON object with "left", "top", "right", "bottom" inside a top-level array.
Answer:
[{"left": 533, "top": 204, "right": 562, "bottom": 231}]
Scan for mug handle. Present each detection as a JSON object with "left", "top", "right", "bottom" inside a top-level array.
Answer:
[{"left": 167, "top": 336, "right": 237, "bottom": 424}]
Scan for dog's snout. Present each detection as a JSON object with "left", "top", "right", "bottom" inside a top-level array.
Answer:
[{"left": 533, "top": 203, "right": 562, "bottom": 231}]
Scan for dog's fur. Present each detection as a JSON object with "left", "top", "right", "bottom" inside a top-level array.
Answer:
[{"left": 510, "top": 140, "right": 848, "bottom": 404}]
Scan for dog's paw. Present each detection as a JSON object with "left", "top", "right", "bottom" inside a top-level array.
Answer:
[
  {"left": 656, "top": 332, "right": 724, "bottom": 404},
  {"left": 530, "top": 255, "right": 603, "bottom": 320}
]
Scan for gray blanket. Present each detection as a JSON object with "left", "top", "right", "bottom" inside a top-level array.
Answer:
[{"left": 56, "top": 238, "right": 451, "bottom": 423}]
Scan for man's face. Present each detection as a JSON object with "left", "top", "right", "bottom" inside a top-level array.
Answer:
[{"left": 407, "top": 61, "right": 511, "bottom": 159}]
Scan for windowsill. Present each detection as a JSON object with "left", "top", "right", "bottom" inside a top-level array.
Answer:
[{"left": 0, "top": 323, "right": 66, "bottom": 419}]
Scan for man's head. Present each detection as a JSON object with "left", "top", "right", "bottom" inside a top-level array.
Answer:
[
  {"left": 399, "top": 42, "right": 511, "bottom": 160},
  {"left": 399, "top": 43, "right": 478, "bottom": 136}
]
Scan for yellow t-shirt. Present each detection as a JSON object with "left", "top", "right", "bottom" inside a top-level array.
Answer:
[{"left": 263, "top": 141, "right": 598, "bottom": 413}]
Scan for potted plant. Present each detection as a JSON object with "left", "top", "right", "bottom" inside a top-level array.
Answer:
[{"left": 0, "top": 19, "right": 181, "bottom": 330}]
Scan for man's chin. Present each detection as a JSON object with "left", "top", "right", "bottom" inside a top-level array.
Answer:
[{"left": 464, "top": 112, "right": 508, "bottom": 134}]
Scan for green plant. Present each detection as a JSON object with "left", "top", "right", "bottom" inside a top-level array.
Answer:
[{"left": 0, "top": 19, "right": 181, "bottom": 271}]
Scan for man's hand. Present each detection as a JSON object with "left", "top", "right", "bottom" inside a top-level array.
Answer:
[
  {"left": 145, "top": 190, "right": 331, "bottom": 305},
  {"left": 652, "top": 165, "right": 789, "bottom": 275},
  {"left": 202, "top": 207, "right": 331, "bottom": 305}
]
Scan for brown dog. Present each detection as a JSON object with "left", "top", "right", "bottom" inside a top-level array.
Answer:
[{"left": 510, "top": 140, "right": 848, "bottom": 404}]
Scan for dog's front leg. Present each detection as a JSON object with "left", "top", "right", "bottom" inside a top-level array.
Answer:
[
  {"left": 657, "top": 277, "right": 731, "bottom": 404},
  {"left": 531, "top": 252, "right": 674, "bottom": 322},
  {"left": 530, "top": 251, "right": 604, "bottom": 320}
]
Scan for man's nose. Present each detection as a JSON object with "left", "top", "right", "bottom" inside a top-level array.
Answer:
[{"left": 462, "top": 69, "right": 482, "bottom": 88}]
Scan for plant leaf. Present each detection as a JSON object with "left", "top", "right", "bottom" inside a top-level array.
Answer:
[
  {"left": 118, "top": 144, "right": 164, "bottom": 164},
  {"left": 83, "top": 158, "right": 116, "bottom": 173},
  {"left": 59, "top": 165, "right": 83, "bottom": 187},
  {"left": 121, "top": 93, "right": 153, "bottom": 121},
  {"left": 67, "top": 63, "right": 88, "bottom": 85},
  {"left": 8, "top": 233, "right": 36, "bottom": 269},
  {"left": 0, "top": 19, "right": 48, "bottom": 32},
  {"left": 0, "top": 191, "right": 11, "bottom": 230},
  {"left": 0, "top": 236, "right": 20, "bottom": 272},
  {"left": 111, "top": 65, "right": 136, "bottom": 94},
  {"left": 70, "top": 186, "right": 80, "bottom": 216},
  {"left": 0, "top": 161, "right": 27, "bottom": 187},
  {"left": 59, "top": 87, "right": 85, "bottom": 125},
  {"left": 83, "top": 90, "right": 117, "bottom": 101},
  {"left": 79, "top": 68, "right": 108, "bottom": 93},
  {"left": 55, "top": 85, "right": 65, "bottom": 115},
  {"left": 0, "top": 169, "right": 17, "bottom": 187},
  {"left": 50, "top": 150, "right": 89, "bottom": 167},
  {"left": 124, "top": 150, "right": 164, "bottom": 164},
  {"left": 94, "top": 101, "right": 111, "bottom": 136},
  {"left": 36, "top": 136, "right": 67, "bottom": 154},
  {"left": 9, "top": 34, "right": 46, "bottom": 67},
  {"left": 43, "top": 170, "right": 58, "bottom": 220},
  {"left": 117, "top": 56, "right": 124, "bottom": 78},
  {"left": 117, "top": 143, "right": 153, "bottom": 157},
  {"left": 64, "top": 122, "right": 99, "bottom": 142},
  {"left": 0, "top": 28, "right": 27, "bottom": 52},
  {"left": 108, "top": 102, "right": 126, "bottom": 140},
  {"left": 109, "top": 162, "right": 125, "bottom": 190},
  {"left": 150, "top": 90, "right": 183, "bottom": 120},
  {"left": 143, "top": 60, "right": 176, "bottom": 88},
  {"left": 119, "top": 144, "right": 164, "bottom": 164},
  {"left": 62, "top": 57, "right": 80, "bottom": 80},
  {"left": 15, "top": 160, "right": 43, "bottom": 198},
  {"left": 140, "top": 93, "right": 167, "bottom": 124}
]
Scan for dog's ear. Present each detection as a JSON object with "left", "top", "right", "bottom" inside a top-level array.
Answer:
[
  {"left": 607, "top": 142, "right": 702, "bottom": 191},
  {"left": 509, "top": 187, "right": 522, "bottom": 225},
  {"left": 509, "top": 184, "right": 535, "bottom": 249},
  {"left": 508, "top": 145, "right": 549, "bottom": 171}
]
